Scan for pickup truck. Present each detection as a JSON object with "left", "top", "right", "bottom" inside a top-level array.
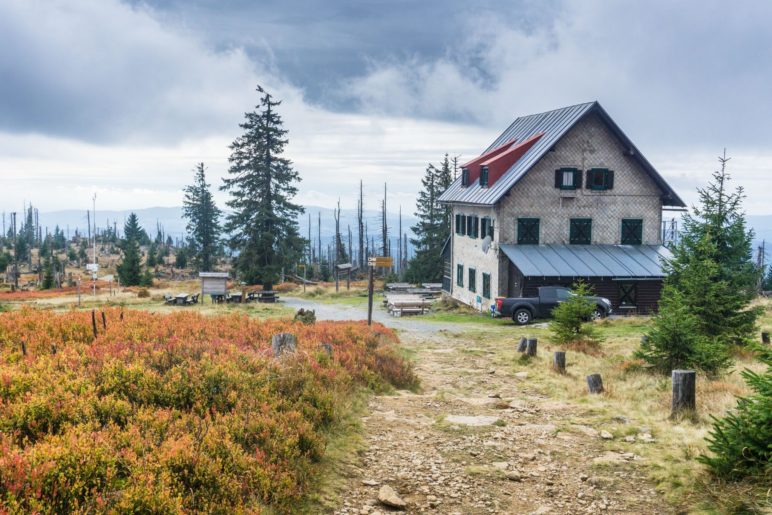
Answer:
[{"left": 495, "top": 286, "right": 612, "bottom": 325}]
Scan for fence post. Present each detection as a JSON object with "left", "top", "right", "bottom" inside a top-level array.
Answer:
[
  {"left": 526, "top": 338, "right": 537, "bottom": 357},
  {"left": 587, "top": 373, "right": 604, "bottom": 394},
  {"left": 272, "top": 333, "right": 297, "bottom": 358},
  {"left": 671, "top": 369, "right": 696, "bottom": 418},
  {"left": 91, "top": 309, "right": 98, "bottom": 338},
  {"left": 553, "top": 351, "right": 566, "bottom": 374}
]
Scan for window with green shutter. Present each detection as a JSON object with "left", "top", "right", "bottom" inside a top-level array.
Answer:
[
  {"left": 480, "top": 217, "right": 494, "bottom": 239},
  {"left": 482, "top": 273, "right": 491, "bottom": 299},
  {"left": 621, "top": 219, "right": 643, "bottom": 245},
  {"left": 468, "top": 268, "right": 476, "bottom": 293},
  {"left": 459, "top": 215, "right": 466, "bottom": 236},
  {"left": 480, "top": 166, "right": 489, "bottom": 187},
  {"left": 456, "top": 264, "right": 464, "bottom": 286},
  {"left": 554, "top": 167, "right": 581, "bottom": 190},
  {"left": 517, "top": 218, "right": 539, "bottom": 245},
  {"left": 455, "top": 214, "right": 461, "bottom": 235},
  {"left": 569, "top": 218, "right": 592, "bottom": 244},
  {"left": 585, "top": 168, "right": 614, "bottom": 190}
]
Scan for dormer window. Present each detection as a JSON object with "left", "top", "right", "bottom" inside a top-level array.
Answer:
[
  {"left": 461, "top": 167, "right": 470, "bottom": 186},
  {"left": 554, "top": 167, "right": 581, "bottom": 189},
  {"left": 480, "top": 166, "right": 489, "bottom": 187}
]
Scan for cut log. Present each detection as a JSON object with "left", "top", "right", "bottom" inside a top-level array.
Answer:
[
  {"left": 671, "top": 369, "right": 696, "bottom": 417},
  {"left": 526, "top": 338, "right": 537, "bottom": 357},
  {"left": 553, "top": 351, "right": 566, "bottom": 374},
  {"left": 516, "top": 336, "right": 527, "bottom": 353},
  {"left": 587, "top": 373, "right": 604, "bottom": 394},
  {"left": 762, "top": 331, "right": 770, "bottom": 344},
  {"left": 271, "top": 333, "right": 297, "bottom": 358}
]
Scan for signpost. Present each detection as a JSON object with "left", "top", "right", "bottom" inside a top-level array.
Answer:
[{"left": 366, "top": 256, "right": 393, "bottom": 325}]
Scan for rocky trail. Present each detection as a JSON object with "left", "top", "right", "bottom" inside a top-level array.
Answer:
[{"left": 284, "top": 299, "right": 670, "bottom": 514}]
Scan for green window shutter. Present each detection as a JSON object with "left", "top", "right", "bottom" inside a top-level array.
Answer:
[
  {"left": 621, "top": 219, "right": 643, "bottom": 245},
  {"left": 482, "top": 273, "right": 491, "bottom": 299},
  {"left": 573, "top": 169, "right": 583, "bottom": 188},
  {"left": 456, "top": 264, "right": 464, "bottom": 286},
  {"left": 554, "top": 169, "right": 562, "bottom": 188},
  {"left": 585, "top": 170, "right": 593, "bottom": 189},
  {"left": 468, "top": 268, "right": 476, "bottom": 293},
  {"left": 455, "top": 214, "right": 460, "bottom": 234},
  {"left": 570, "top": 218, "right": 592, "bottom": 244},
  {"left": 474, "top": 217, "right": 479, "bottom": 238},
  {"left": 607, "top": 170, "right": 614, "bottom": 189},
  {"left": 517, "top": 218, "right": 539, "bottom": 245}
]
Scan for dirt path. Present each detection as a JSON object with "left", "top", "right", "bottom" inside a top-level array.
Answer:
[{"left": 285, "top": 299, "right": 670, "bottom": 514}]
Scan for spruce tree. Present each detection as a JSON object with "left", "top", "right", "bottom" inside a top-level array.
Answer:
[
  {"left": 763, "top": 264, "right": 772, "bottom": 291},
  {"left": 117, "top": 213, "right": 144, "bottom": 286},
  {"left": 221, "top": 85, "right": 305, "bottom": 288},
  {"left": 183, "top": 162, "right": 221, "bottom": 271},
  {"left": 406, "top": 155, "right": 452, "bottom": 282},
  {"left": 667, "top": 152, "right": 762, "bottom": 346}
]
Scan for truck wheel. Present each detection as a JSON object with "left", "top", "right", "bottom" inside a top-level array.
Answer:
[
  {"left": 513, "top": 309, "right": 532, "bottom": 325},
  {"left": 592, "top": 306, "right": 606, "bottom": 320}
]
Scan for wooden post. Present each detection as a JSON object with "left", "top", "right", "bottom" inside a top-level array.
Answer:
[
  {"left": 762, "top": 331, "right": 770, "bottom": 344},
  {"left": 517, "top": 336, "right": 527, "bottom": 353},
  {"left": 51, "top": 343, "right": 56, "bottom": 355},
  {"left": 101, "top": 311, "right": 107, "bottom": 330},
  {"left": 77, "top": 278, "right": 81, "bottom": 307},
  {"left": 271, "top": 333, "right": 297, "bottom": 358},
  {"left": 20, "top": 341, "right": 26, "bottom": 356},
  {"left": 91, "top": 309, "right": 98, "bottom": 338},
  {"left": 586, "top": 374, "right": 604, "bottom": 394},
  {"left": 671, "top": 369, "right": 696, "bottom": 417},
  {"left": 553, "top": 351, "right": 566, "bottom": 373},
  {"left": 367, "top": 264, "right": 375, "bottom": 326},
  {"left": 526, "top": 338, "right": 537, "bottom": 357}
]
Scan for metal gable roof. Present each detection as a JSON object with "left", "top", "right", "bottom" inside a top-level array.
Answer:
[
  {"left": 499, "top": 244, "right": 672, "bottom": 278},
  {"left": 437, "top": 101, "right": 686, "bottom": 207}
]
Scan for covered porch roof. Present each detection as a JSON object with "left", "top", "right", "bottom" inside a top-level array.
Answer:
[{"left": 499, "top": 244, "right": 671, "bottom": 278}]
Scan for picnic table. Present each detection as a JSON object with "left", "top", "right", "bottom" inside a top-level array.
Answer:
[
  {"left": 175, "top": 293, "right": 190, "bottom": 305},
  {"left": 255, "top": 290, "right": 278, "bottom": 303},
  {"left": 227, "top": 293, "right": 243, "bottom": 303}
]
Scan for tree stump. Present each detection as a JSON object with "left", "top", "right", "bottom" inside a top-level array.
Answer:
[
  {"left": 586, "top": 374, "right": 604, "bottom": 394},
  {"left": 271, "top": 333, "right": 297, "bottom": 358},
  {"left": 762, "top": 331, "right": 770, "bottom": 345},
  {"left": 671, "top": 369, "right": 696, "bottom": 417},
  {"left": 516, "top": 336, "right": 527, "bottom": 353},
  {"left": 553, "top": 351, "right": 566, "bottom": 374},
  {"left": 526, "top": 338, "right": 537, "bottom": 357}
]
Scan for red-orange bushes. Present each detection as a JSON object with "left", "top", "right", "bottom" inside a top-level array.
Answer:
[{"left": 0, "top": 308, "right": 417, "bottom": 513}]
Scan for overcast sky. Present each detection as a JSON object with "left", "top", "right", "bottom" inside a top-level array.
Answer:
[{"left": 1, "top": 0, "right": 771, "bottom": 217}]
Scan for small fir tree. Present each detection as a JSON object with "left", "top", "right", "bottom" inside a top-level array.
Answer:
[
  {"left": 698, "top": 344, "right": 772, "bottom": 479},
  {"left": 667, "top": 152, "right": 761, "bottom": 346},
  {"left": 548, "top": 281, "right": 604, "bottom": 347},
  {"left": 41, "top": 256, "right": 54, "bottom": 289},
  {"left": 116, "top": 213, "right": 144, "bottom": 287}
]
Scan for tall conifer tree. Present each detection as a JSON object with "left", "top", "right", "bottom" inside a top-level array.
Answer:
[
  {"left": 183, "top": 162, "right": 221, "bottom": 271},
  {"left": 221, "top": 85, "right": 305, "bottom": 287},
  {"left": 406, "top": 154, "right": 453, "bottom": 282},
  {"left": 117, "top": 213, "right": 143, "bottom": 286}
]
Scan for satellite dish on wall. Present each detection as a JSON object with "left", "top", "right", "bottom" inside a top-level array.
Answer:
[{"left": 481, "top": 235, "right": 492, "bottom": 254}]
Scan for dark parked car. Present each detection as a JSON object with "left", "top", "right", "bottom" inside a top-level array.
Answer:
[{"left": 495, "top": 286, "right": 612, "bottom": 325}]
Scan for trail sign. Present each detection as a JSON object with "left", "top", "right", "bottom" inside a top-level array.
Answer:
[{"left": 368, "top": 256, "right": 393, "bottom": 268}]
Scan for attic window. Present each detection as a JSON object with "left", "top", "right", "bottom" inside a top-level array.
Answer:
[
  {"left": 461, "top": 167, "right": 470, "bottom": 187},
  {"left": 480, "top": 166, "right": 489, "bottom": 187},
  {"left": 554, "top": 168, "right": 581, "bottom": 190},
  {"left": 586, "top": 168, "right": 614, "bottom": 190}
]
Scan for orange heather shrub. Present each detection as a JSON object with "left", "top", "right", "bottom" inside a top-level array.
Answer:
[{"left": 0, "top": 308, "right": 416, "bottom": 513}]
